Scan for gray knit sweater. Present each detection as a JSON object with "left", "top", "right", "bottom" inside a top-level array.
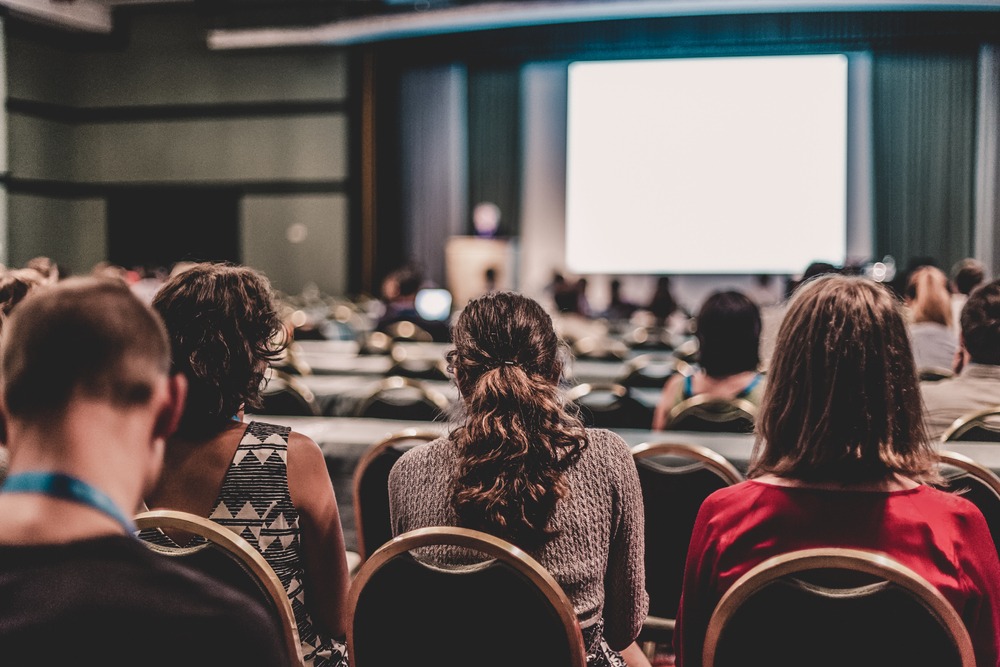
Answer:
[{"left": 387, "top": 428, "right": 649, "bottom": 649}]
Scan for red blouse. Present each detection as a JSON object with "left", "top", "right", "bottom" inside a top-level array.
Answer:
[{"left": 674, "top": 480, "right": 1000, "bottom": 667}]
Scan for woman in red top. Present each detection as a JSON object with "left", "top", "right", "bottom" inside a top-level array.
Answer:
[{"left": 674, "top": 274, "right": 1000, "bottom": 667}]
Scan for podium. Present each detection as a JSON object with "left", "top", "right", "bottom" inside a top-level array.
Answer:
[{"left": 444, "top": 236, "right": 518, "bottom": 309}]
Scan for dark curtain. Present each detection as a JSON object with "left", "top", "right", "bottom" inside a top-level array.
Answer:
[
  {"left": 872, "top": 51, "right": 978, "bottom": 274},
  {"left": 467, "top": 67, "right": 521, "bottom": 237}
]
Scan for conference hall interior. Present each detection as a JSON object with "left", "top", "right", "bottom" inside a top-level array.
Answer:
[{"left": 1, "top": 1, "right": 1000, "bottom": 666}]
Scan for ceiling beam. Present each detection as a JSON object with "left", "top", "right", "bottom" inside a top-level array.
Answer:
[{"left": 207, "top": 0, "right": 1000, "bottom": 49}]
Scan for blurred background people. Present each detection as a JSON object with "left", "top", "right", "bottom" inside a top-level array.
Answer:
[{"left": 905, "top": 265, "right": 958, "bottom": 371}]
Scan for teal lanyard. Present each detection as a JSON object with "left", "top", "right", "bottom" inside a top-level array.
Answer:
[{"left": 1, "top": 471, "right": 136, "bottom": 534}]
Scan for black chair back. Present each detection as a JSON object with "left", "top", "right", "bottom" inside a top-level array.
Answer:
[
  {"left": 632, "top": 442, "right": 744, "bottom": 645},
  {"left": 617, "top": 353, "right": 676, "bottom": 389},
  {"left": 352, "top": 430, "right": 439, "bottom": 560},
  {"left": 942, "top": 407, "right": 1000, "bottom": 442},
  {"left": 348, "top": 527, "right": 587, "bottom": 667},
  {"left": 566, "top": 382, "right": 654, "bottom": 429},
  {"left": 936, "top": 450, "right": 1000, "bottom": 553},
  {"left": 704, "top": 548, "right": 975, "bottom": 667},
  {"left": 256, "top": 370, "right": 321, "bottom": 417},
  {"left": 354, "top": 376, "right": 450, "bottom": 421},
  {"left": 667, "top": 395, "right": 756, "bottom": 434}
]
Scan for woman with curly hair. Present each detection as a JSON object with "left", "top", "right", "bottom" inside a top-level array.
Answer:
[
  {"left": 388, "top": 291, "right": 650, "bottom": 667},
  {"left": 143, "top": 262, "right": 350, "bottom": 667}
]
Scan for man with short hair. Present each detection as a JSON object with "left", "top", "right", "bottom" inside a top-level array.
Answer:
[
  {"left": 950, "top": 258, "right": 987, "bottom": 334},
  {"left": 0, "top": 277, "right": 287, "bottom": 665},
  {"left": 921, "top": 278, "right": 1000, "bottom": 439}
]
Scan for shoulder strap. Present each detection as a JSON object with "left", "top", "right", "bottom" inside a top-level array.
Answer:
[
  {"left": 736, "top": 373, "right": 762, "bottom": 399},
  {"left": 682, "top": 374, "right": 694, "bottom": 399}
]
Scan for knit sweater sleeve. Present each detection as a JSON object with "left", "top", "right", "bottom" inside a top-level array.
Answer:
[{"left": 599, "top": 430, "right": 649, "bottom": 649}]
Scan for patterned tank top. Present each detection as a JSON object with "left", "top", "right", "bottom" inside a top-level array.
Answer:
[{"left": 145, "top": 421, "right": 347, "bottom": 667}]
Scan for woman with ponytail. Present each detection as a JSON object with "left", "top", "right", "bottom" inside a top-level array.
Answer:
[{"left": 389, "top": 291, "right": 649, "bottom": 667}]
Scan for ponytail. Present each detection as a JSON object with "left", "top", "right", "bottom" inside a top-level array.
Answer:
[{"left": 448, "top": 292, "right": 587, "bottom": 548}]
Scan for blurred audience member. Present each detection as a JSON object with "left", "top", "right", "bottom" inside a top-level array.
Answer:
[
  {"left": 603, "top": 278, "right": 638, "bottom": 322},
  {"left": 646, "top": 275, "right": 678, "bottom": 326},
  {"left": 746, "top": 273, "right": 782, "bottom": 308},
  {"left": 0, "top": 277, "right": 286, "bottom": 665},
  {"left": 653, "top": 290, "right": 763, "bottom": 430},
  {"left": 921, "top": 279, "right": 1000, "bottom": 439},
  {"left": 145, "top": 263, "right": 350, "bottom": 667},
  {"left": 905, "top": 265, "right": 958, "bottom": 371},
  {"left": 674, "top": 275, "right": 1000, "bottom": 667},
  {"left": 24, "top": 256, "right": 60, "bottom": 284},
  {"left": 950, "top": 258, "right": 986, "bottom": 334},
  {"left": 0, "top": 269, "right": 46, "bottom": 332},
  {"left": 376, "top": 264, "right": 450, "bottom": 342}
]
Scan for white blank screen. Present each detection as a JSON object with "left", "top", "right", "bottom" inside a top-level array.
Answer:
[{"left": 565, "top": 54, "right": 848, "bottom": 275}]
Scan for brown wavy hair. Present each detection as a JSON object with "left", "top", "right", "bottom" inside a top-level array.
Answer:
[
  {"left": 152, "top": 262, "right": 285, "bottom": 438},
  {"left": 749, "top": 274, "right": 940, "bottom": 485},
  {"left": 448, "top": 291, "right": 587, "bottom": 547}
]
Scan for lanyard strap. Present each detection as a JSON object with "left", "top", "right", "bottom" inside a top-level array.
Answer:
[{"left": 1, "top": 471, "right": 136, "bottom": 535}]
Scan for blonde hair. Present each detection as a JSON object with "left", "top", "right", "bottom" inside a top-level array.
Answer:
[{"left": 906, "top": 266, "right": 952, "bottom": 328}]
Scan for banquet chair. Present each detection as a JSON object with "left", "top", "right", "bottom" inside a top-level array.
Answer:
[
  {"left": 667, "top": 395, "right": 757, "bottom": 433},
  {"left": 384, "top": 320, "right": 434, "bottom": 343},
  {"left": 918, "top": 366, "right": 955, "bottom": 382},
  {"left": 616, "top": 353, "right": 677, "bottom": 389},
  {"left": 631, "top": 442, "right": 744, "bottom": 657},
  {"left": 354, "top": 376, "right": 450, "bottom": 421},
  {"left": 941, "top": 406, "right": 1000, "bottom": 442},
  {"left": 347, "top": 526, "right": 587, "bottom": 667},
  {"left": 565, "top": 382, "right": 654, "bottom": 429},
  {"left": 134, "top": 509, "right": 304, "bottom": 667},
  {"left": 935, "top": 449, "right": 1000, "bottom": 552},
  {"left": 254, "top": 368, "right": 322, "bottom": 417},
  {"left": 702, "top": 548, "right": 975, "bottom": 667},
  {"left": 353, "top": 429, "right": 440, "bottom": 561}
]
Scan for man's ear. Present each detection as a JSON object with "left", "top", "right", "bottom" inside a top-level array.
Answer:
[{"left": 153, "top": 374, "right": 187, "bottom": 441}]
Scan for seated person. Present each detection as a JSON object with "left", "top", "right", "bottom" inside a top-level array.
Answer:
[
  {"left": 921, "top": 278, "right": 1000, "bottom": 439},
  {"left": 375, "top": 264, "right": 450, "bottom": 342},
  {"left": 905, "top": 265, "right": 958, "bottom": 371},
  {"left": 389, "top": 291, "right": 651, "bottom": 667},
  {"left": 0, "top": 277, "right": 286, "bottom": 665},
  {"left": 950, "top": 258, "right": 986, "bottom": 335},
  {"left": 673, "top": 275, "right": 1000, "bottom": 667},
  {"left": 652, "top": 290, "right": 764, "bottom": 430},
  {"left": 144, "top": 263, "right": 350, "bottom": 667}
]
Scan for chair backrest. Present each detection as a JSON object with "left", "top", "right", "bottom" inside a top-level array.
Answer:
[
  {"left": 616, "top": 353, "right": 676, "bottom": 389},
  {"left": 632, "top": 442, "right": 744, "bottom": 631},
  {"left": 941, "top": 406, "right": 1000, "bottom": 442},
  {"left": 919, "top": 366, "right": 955, "bottom": 382},
  {"left": 667, "top": 395, "right": 757, "bottom": 433},
  {"left": 134, "top": 509, "right": 304, "bottom": 666},
  {"left": 384, "top": 320, "right": 434, "bottom": 343},
  {"left": 703, "top": 547, "right": 975, "bottom": 667},
  {"left": 935, "top": 449, "right": 1000, "bottom": 553},
  {"left": 347, "top": 526, "right": 587, "bottom": 667},
  {"left": 565, "top": 382, "right": 654, "bottom": 429},
  {"left": 352, "top": 429, "right": 440, "bottom": 560},
  {"left": 354, "top": 375, "right": 451, "bottom": 421},
  {"left": 255, "top": 368, "right": 322, "bottom": 417}
]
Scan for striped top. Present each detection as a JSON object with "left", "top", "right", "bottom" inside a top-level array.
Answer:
[{"left": 144, "top": 421, "right": 347, "bottom": 667}]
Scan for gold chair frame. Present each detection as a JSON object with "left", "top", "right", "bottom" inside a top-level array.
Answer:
[
  {"left": 134, "top": 509, "right": 304, "bottom": 667},
  {"left": 666, "top": 394, "right": 758, "bottom": 429},
  {"left": 258, "top": 367, "right": 322, "bottom": 417},
  {"left": 353, "top": 375, "right": 451, "bottom": 419},
  {"left": 703, "top": 547, "right": 975, "bottom": 667},
  {"left": 346, "top": 526, "right": 588, "bottom": 667},
  {"left": 352, "top": 429, "right": 441, "bottom": 560},
  {"left": 941, "top": 406, "right": 1000, "bottom": 442}
]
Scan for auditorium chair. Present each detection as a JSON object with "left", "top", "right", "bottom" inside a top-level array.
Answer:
[
  {"left": 935, "top": 449, "right": 1000, "bottom": 553},
  {"left": 135, "top": 509, "right": 304, "bottom": 666},
  {"left": 702, "top": 548, "right": 975, "bottom": 667},
  {"left": 941, "top": 407, "right": 1000, "bottom": 442},
  {"left": 565, "top": 382, "right": 654, "bottom": 430},
  {"left": 254, "top": 368, "right": 322, "bottom": 417},
  {"left": 631, "top": 441, "right": 745, "bottom": 659},
  {"left": 352, "top": 429, "right": 439, "bottom": 561},
  {"left": 347, "top": 526, "right": 587, "bottom": 667},
  {"left": 354, "top": 376, "right": 451, "bottom": 421},
  {"left": 666, "top": 395, "right": 757, "bottom": 434},
  {"left": 616, "top": 353, "right": 677, "bottom": 389}
]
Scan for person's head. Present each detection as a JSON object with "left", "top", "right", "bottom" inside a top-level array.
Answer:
[
  {"left": 905, "top": 265, "right": 952, "bottom": 327},
  {"left": 0, "top": 269, "right": 47, "bottom": 332},
  {"left": 152, "top": 263, "right": 285, "bottom": 439},
  {"left": 960, "top": 279, "right": 1000, "bottom": 365},
  {"left": 447, "top": 291, "right": 585, "bottom": 547},
  {"left": 1, "top": 277, "right": 182, "bottom": 487},
  {"left": 952, "top": 258, "right": 986, "bottom": 296},
  {"left": 750, "top": 274, "right": 938, "bottom": 484},
  {"left": 25, "top": 256, "right": 59, "bottom": 284},
  {"left": 695, "top": 290, "right": 761, "bottom": 377}
]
